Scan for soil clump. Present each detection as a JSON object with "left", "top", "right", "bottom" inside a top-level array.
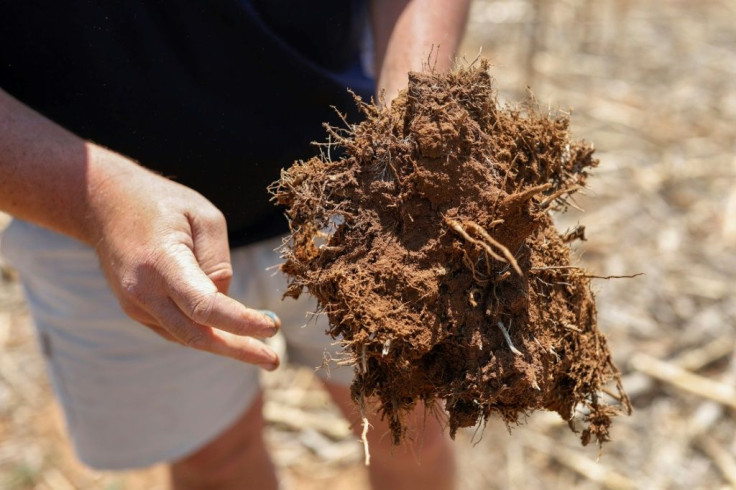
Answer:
[{"left": 271, "top": 60, "right": 631, "bottom": 447}]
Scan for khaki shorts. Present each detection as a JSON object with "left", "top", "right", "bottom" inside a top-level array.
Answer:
[{"left": 0, "top": 220, "right": 351, "bottom": 470}]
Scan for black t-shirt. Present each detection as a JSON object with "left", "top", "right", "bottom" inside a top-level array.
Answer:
[{"left": 0, "top": 0, "right": 373, "bottom": 247}]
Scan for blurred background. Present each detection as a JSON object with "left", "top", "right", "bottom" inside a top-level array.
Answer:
[{"left": 1, "top": 0, "right": 734, "bottom": 488}]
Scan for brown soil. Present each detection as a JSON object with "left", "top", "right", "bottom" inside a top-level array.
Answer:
[{"left": 271, "top": 60, "right": 630, "bottom": 448}]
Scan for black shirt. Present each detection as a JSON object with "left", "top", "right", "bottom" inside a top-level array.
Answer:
[{"left": 0, "top": 0, "right": 373, "bottom": 246}]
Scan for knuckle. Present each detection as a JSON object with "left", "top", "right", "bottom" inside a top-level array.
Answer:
[
  {"left": 205, "top": 207, "right": 227, "bottom": 233},
  {"left": 212, "top": 208, "right": 227, "bottom": 228},
  {"left": 188, "top": 292, "right": 217, "bottom": 324},
  {"left": 209, "top": 263, "right": 233, "bottom": 283},
  {"left": 219, "top": 265, "right": 233, "bottom": 281},
  {"left": 118, "top": 253, "right": 165, "bottom": 304},
  {"left": 201, "top": 206, "right": 227, "bottom": 232},
  {"left": 120, "top": 273, "right": 147, "bottom": 305}
]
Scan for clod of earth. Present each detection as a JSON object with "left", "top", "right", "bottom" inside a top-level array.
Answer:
[{"left": 271, "top": 60, "right": 631, "bottom": 448}]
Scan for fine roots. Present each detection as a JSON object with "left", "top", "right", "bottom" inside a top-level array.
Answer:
[{"left": 271, "top": 60, "right": 631, "bottom": 448}]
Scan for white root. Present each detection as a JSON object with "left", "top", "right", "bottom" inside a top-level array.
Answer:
[
  {"left": 497, "top": 321, "right": 523, "bottom": 356},
  {"left": 360, "top": 401, "right": 372, "bottom": 466},
  {"left": 359, "top": 344, "right": 371, "bottom": 465}
]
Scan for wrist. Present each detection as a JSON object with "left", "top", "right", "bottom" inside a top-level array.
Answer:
[{"left": 80, "top": 143, "right": 147, "bottom": 247}]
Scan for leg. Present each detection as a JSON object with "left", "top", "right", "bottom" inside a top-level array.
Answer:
[
  {"left": 170, "top": 392, "right": 278, "bottom": 490},
  {"left": 323, "top": 382, "right": 456, "bottom": 490}
]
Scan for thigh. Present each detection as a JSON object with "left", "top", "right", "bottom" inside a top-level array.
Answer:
[{"left": 1, "top": 220, "right": 260, "bottom": 470}]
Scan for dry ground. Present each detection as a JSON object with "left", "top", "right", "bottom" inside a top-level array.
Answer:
[{"left": 1, "top": 0, "right": 735, "bottom": 488}]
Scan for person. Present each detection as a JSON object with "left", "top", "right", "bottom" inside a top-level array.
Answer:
[{"left": 0, "top": 1, "right": 470, "bottom": 488}]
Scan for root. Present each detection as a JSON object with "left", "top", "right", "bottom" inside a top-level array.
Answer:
[
  {"left": 497, "top": 321, "right": 523, "bottom": 356},
  {"left": 503, "top": 183, "right": 552, "bottom": 209},
  {"left": 359, "top": 343, "right": 372, "bottom": 466},
  {"left": 360, "top": 399, "right": 372, "bottom": 466},
  {"left": 539, "top": 184, "right": 582, "bottom": 209},
  {"left": 463, "top": 221, "right": 522, "bottom": 276},
  {"left": 446, "top": 218, "right": 522, "bottom": 276}
]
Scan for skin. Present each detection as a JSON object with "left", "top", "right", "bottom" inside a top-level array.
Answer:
[
  {"left": 0, "top": 0, "right": 470, "bottom": 488},
  {"left": 324, "top": 381, "right": 457, "bottom": 490},
  {"left": 372, "top": 0, "right": 471, "bottom": 102}
]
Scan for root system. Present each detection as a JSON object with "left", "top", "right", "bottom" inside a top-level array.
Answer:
[{"left": 271, "top": 60, "right": 631, "bottom": 448}]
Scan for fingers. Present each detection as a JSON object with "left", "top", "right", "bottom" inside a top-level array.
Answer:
[
  {"left": 133, "top": 301, "right": 279, "bottom": 369},
  {"left": 171, "top": 214, "right": 282, "bottom": 338},
  {"left": 145, "top": 287, "right": 280, "bottom": 340},
  {"left": 210, "top": 330, "right": 280, "bottom": 371},
  {"left": 159, "top": 247, "right": 279, "bottom": 337},
  {"left": 180, "top": 290, "right": 279, "bottom": 338},
  {"left": 130, "top": 246, "right": 282, "bottom": 368},
  {"left": 117, "top": 248, "right": 281, "bottom": 367},
  {"left": 152, "top": 298, "right": 280, "bottom": 370}
]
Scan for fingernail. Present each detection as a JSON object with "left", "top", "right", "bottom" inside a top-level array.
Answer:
[
  {"left": 258, "top": 362, "right": 279, "bottom": 372},
  {"left": 258, "top": 310, "right": 281, "bottom": 329},
  {"left": 258, "top": 353, "right": 279, "bottom": 371},
  {"left": 258, "top": 349, "right": 279, "bottom": 371}
]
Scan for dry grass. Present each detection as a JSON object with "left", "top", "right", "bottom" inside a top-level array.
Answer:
[{"left": 1, "top": 0, "right": 735, "bottom": 488}]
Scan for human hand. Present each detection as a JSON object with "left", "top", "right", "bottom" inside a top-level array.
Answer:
[{"left": 84, "top": 148, "right": 280, "bottom": 370}]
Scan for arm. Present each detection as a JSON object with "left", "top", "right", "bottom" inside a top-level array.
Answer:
[
  {"left": 370, "top": 0, "right": 471, "bottom": 102},
  {"left": 0, "top": 88, "right": 280, "bottom": 370}
]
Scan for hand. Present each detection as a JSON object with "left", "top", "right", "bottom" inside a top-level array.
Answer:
[{"left": 85, "top": 149, "right": 281, "bottom": 370}]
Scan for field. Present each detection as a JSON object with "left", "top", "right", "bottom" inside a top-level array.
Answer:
[{"left": 1, "top": 0, "right": 735, "bottom": 488}]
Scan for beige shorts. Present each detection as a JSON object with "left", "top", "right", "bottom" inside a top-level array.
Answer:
[{"left": 0, "top": 219, "right": 352, "bottom": 470}]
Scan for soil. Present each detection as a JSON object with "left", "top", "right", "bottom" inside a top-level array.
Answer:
[{"left": 272, "top": 60, "right": 631, "bottom": 448}]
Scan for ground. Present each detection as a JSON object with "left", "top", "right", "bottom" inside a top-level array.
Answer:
[{"left": 1, "top": 0, "right": 735, "bottom": 488}]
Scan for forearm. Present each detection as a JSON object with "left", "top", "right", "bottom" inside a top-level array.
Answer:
[
  {"left": 371, "top": 0, "right": 471, "bottom": 102},
  {"left": 0, "top": 88, "right": 136, "bottom": 245}
]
